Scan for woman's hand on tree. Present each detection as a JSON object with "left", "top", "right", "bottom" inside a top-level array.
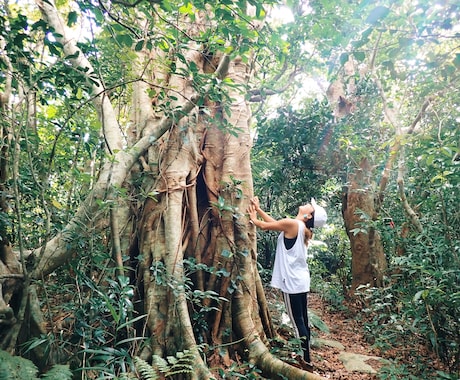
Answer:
[
  {"left": 247, "top": 204, "right": 258, "bottom": 222},
  {"left": 250, "top": 196, "right": 260, "bottom": 210}
]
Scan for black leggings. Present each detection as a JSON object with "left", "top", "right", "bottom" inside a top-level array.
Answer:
[{"left": 283, "top": 292, "right": 311, "bottom": 363}]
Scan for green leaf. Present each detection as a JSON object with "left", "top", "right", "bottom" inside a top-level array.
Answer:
[
  {"left": 441, "top": 65, "right": 457, "bottom": 80},
  {"left": 160, "top": 0, "right": 173, "bottom": 12},
  {"left": 52, "top": 199, "right": 64, "bottom": 209},
  {"left": 67, "top": 11, "right": 78, "bottom": 27},
  {"left": 22, "top": 337, "right": 49, "bottom": 353},
  {"left": 115, "top": 33, "right": 133, "bottom": 47},
  {"left": 46, "top": 105, "right": 57, "bottom": 118},
  {"left": 353, "top": 51, "right": 365, "bottom": 61},
  {"left": 413, "top": 289, "right": 428, "bottom": 302},
  {"left": 388, "top": 47, "right": 400, "bottom": 58},
  {"left": 309, "top": 310, "right": 330, "bottom": 333},
  {"left": 93, "top": 7, "right": 104, "bottom": 23},
  {"left": 221, "top": 249, "right": 233, "bottom": 258},
  {"left": 47, "top": 43, "right": 61, "bottom": 56},
  {"left": 178, "top": 3, "right": 193, "bottom": 15},
  {"left": 352, "top": 27, "right": 373, "bottom": 48},
  {"left": 340, "top": 53, "right": 349, "bottom": 66},
  {"left": 398, "top": 37, "right": 413, "bottom": 47},
  {"left": 134, "top": 40, "right": 144, "bottom": 51},
  {"left": 41, "top": 365, "right": 72, "bottom": 380}
]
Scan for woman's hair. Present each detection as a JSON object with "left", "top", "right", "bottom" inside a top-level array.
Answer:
[
  {"left": 302, "top": 210, "right": 315, "bottom": 245},
  {"left": 303, "top": 222, "right": 313, "bottom": 245},
  {"left": 305, "top": 210, "right": 315, "bottom": 230}
]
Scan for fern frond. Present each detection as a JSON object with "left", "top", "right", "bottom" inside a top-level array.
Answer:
[
  {"left": 167, "top": 367, "right": 194, "bottom": 377},
  {"left": 135, "top": 350, "right": 195, "bottom": 380},
  {"left": 152, "top": 355, "right": 169, "bottom": 373},
  {"left": 0, "top": 350, "right": 39, "bottom": 380},
  {"left": 118, "top": 373, "right": 138, "bottom": 380},
  {"left": 134, "top": 357, "right": 159, "bottom": 380},
  {"left": 164, "top": 349, "right": 194, "bottom": 378},
  {"left": 165, "top": 356, "right": 177, "bottom": 365}
]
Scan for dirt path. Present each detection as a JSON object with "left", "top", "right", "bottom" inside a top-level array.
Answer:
[
  {"left": 266, "top": 287, "right": 382, "bottom": 379},
  {"left": 307, "top": 292, "right": 382, "bottom": 379},
  {"left": 268, "top": 290, "right": 449, "bottom": 379}
]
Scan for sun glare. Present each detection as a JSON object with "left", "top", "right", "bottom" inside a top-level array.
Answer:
[{"left": 267, "top": 5, "right": 294, "bottom": 25}]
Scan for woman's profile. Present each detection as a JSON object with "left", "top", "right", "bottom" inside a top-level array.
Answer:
[{"left": 247, "top": 196, "right": 327, "bottom": 369}]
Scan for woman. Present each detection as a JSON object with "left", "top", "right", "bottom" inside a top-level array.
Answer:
[{"left": 247, "top": 196, "right": 327, "bottom": 367}]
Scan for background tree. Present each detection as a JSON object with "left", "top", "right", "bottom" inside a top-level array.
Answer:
[
  {"left": 323, "top": 0, "right": 460, "bottom": 291},
  {"left": 253, "top": 0, "right": 459, "bottom": 291},
  {"left": 251, "top": 0, "right": 459, "bottom": 374}
]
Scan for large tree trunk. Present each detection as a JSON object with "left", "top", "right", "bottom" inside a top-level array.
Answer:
[
  {"left": 130, "top": 42, "right": 323, "bottom": 378},
  {"left": 342, "top": 158, "right": 387, "bottom": 291},
  {"left": 327, "top": 63, "right": 387, "bottom": 292},
  {"left": 0, "top": 1, "right": 324, "bottom": 379}
]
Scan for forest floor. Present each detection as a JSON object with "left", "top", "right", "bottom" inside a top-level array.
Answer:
[{"left": 266, "top": 288, "right": 450, "bottom": 380}]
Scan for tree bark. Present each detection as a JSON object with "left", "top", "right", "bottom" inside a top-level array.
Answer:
[
  {"left": 342, "top": 158, "right": 387, "bottom": 290},
  {"left": 0, "top": 21, "right": 18, "bottom": 328}
]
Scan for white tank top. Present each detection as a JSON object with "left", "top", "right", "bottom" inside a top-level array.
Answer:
[{"left": 270, "top": 220, "right": 310, "bottom": 294}]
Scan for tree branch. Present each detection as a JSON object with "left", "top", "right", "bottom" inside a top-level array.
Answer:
[
  {"left": 0, "top": 37, "right": 13, "bottom": 106},
  {"left": 375, "top": 76, "right": 433, "bottom": 211},
  {"left": 35, "top": 0, "right": 123, "bottom": 153},
  {"left": 30, "top": 51, "right": 231, "bottom": 277},
  {"left": 97, "top": 0, "right": 141, "bottom": 39},
  {"left": 397, "top": 148, "right": 423, "bottom": 233}
]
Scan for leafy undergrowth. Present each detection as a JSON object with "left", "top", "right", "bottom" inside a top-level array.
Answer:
[
  {"left": 266, "top": 288, "right": 453, "bottom": 379},
  {"left": 31, "top": 276, "right": 454, "bottom": 379}
]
